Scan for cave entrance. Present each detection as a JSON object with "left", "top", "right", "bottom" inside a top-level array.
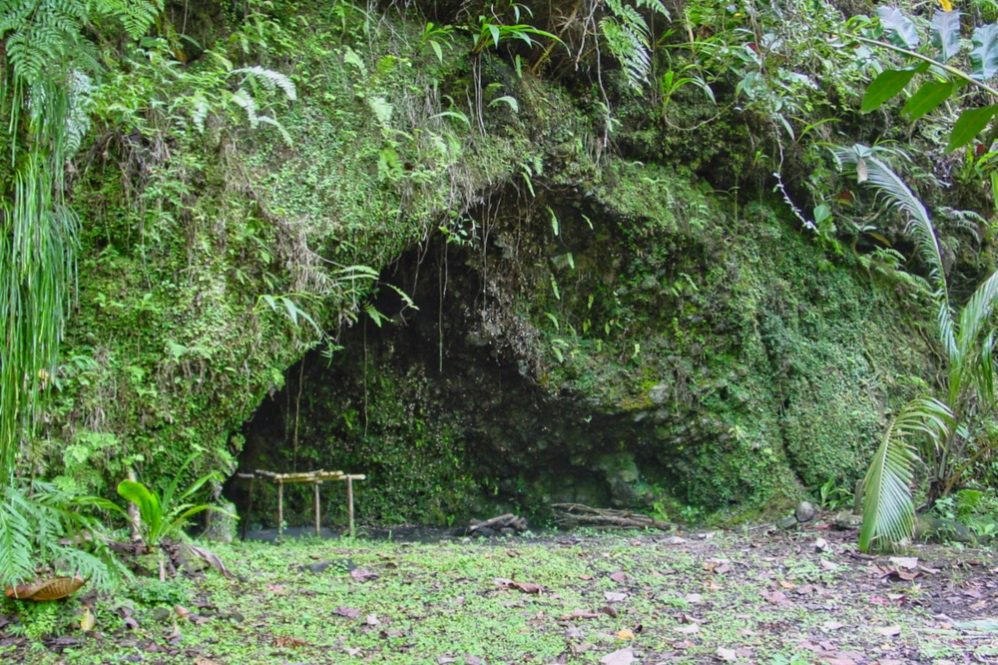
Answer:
[{"left": 227, "top": 203, "right": 662, "bottom": 532}]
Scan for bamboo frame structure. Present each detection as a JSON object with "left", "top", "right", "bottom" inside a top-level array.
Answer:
[{"left": 237, "top": 469, "right": 366, "bottom": 538}]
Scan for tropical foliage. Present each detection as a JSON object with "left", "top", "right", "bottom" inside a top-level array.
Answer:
[
  {"left": 836, "top": 147, "right": 998, "bottom": 551},
  {"left": 857, "top": 5, "right": 998, "bottom": 152}
]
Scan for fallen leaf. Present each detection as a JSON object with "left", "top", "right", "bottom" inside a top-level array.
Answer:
[
  {"left": 684, "top": 593, "right": 703, "bottom": 604},
  {"left": 194, "top": 657, "right": 222, "bottom": 665},
  {"left": 716, "top": 647, "right": 737, "bottom": 661},
  {"left": 365, "top": 613, "right": 380, "bottom": 626},
  {"left": 761, "top": 590, "right": 791, "bottom": 606},
  {"left": 79, "top": 607, "right": 95, "bottom": 632},
  {"left": 350, "top": 568, "right": 379, "bottom": 583},
  {"left": 265, "top": 583, "right": 288, "bottom": 595},
  {"left": 609, "top": 571, "right": 628, "bottom": 583},
  {"left": 600, "top": 647, "right": 635, "bottom": 665},
  {"left": 874, "top": 625, "right": 901, "bottom": 637},
  {"left": 888, "top": 557, "right": 917, "bottom": 570},
  {"left": 334, "top": 606, "right": 361, "bottom": 619},
  {"left": 273, "top": 635, "right": 308, "bottom": 648},
  {"left": 675, "top": 624, "right": 700, "bottom": 634},
  {"left": 604, "top": 591, "right": 628, "bottom": 603},
  {"left": 494, "top": 578, "right": 543, "bottom": 594},
  {"left": 615, "top": 628, "right": 635, "bottom": 640},
  {"left": 560, "top": 609, "right": 599, "bottom": 620}
]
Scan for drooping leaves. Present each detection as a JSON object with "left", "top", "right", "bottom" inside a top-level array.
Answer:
[
  {"left": 902, "top": 79, "right": 957, "bottom": 120},
  {"left": 877, "top": 7, "right": 921, "bottom": 50},
  {"left": 947, "top": 104, "right": 998, "bottom": 151},
  {"left": 862, "top": 69, "right": 917, "bottom": 112},
  {"left": 971, "top": 22, "right": 998, "bottom": 81},
  {"left": 858, "top": 397, "right": 953, "bottom": 552},
  {"left": 931, "top": 10, "right": 962, "bottom": 61}
]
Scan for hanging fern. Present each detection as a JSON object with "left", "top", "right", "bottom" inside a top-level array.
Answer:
[
  {"left": 599, "top": 0, "right": 668, "bottom": 91},
  {"left": 93, "top": 0, "right": 162, "bottom": 39}
]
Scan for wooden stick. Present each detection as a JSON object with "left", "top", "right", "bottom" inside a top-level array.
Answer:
[
  {"left": 277, "top": 480, "right": 284, "bottom": 539},
  {"left": 243, "top": 476, "right": 255, "bottom": 540},
  {"left": 347, "top": 477, "right": 355, "bottom": 538},
  {"left": 314, "top": 482, "right": 321, "bottom": 536}
]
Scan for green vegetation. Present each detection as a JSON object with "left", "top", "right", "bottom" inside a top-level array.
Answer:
[
  {"left": 2, "top": 531, "right": 995, "bottom": 663},
  {"left": 1, "top": 0, "right": 998, "bottom": 631}
]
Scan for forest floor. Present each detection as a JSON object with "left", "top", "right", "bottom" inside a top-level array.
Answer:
[{"left": 2, "top": 520, "right": 997, "bottom": 664}]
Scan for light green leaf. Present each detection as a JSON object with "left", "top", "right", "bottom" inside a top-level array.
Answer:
[{"left": 488, "top": 95, "right": 519, "bottom": 113}]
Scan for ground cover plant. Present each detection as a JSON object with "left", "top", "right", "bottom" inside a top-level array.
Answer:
[
  {"left": 2, "top": 0, "right": 998, "bottom": 661},
  {"left": 1, "top": 524, "right": 996, "bottom": 664}
]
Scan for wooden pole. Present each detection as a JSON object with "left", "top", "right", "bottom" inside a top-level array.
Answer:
[
  {"left": 347, "top": 476, "right": 355, "bottom": 538},
  {"left": 314, "top": 482, "right": 321, "bottom": 536},
  {"left": 277, "top": 480, "right": 284, "bottom": 539},
  {"left": 243, "top": 476, "right": 255, "bottom": 540}
]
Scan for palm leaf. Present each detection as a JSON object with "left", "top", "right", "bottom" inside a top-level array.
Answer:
[
  {"left": 835, "top": 146, "right": 957, "bottom": 358},
  {"left": 859, "top": 397, "right": 952, "bottom": 552},
  {"left": 956, "top": 269, "right": 998, "bottom": 359}
]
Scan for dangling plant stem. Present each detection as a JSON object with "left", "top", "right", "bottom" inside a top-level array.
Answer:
[{"left": 0, "top": 70, "right": 81, "bottom": 484}]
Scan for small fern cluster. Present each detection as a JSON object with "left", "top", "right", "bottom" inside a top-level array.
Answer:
[
  {"left": 599, "top": 0, "right": 669, "bottom": 91},
  {"left": 0, "top": 482, "right": 121, "bottom": 589}
]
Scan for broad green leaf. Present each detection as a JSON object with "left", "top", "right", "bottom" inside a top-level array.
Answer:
[
  {"left": 862, "top": 69, "right": 917, "bottom": 112},
  {"left": 971, "top": 23, "right": 998, "bottom": 80},
  {"left": 117, "top": 480, "right": 163, "bottom": 539},
  {"left": 931, "top": 10, "right": 962, "bottom": 61},
  {"left": 877, "top": 7, "right": 920, "bottom": 50},
  {"left": 947, "top": 104, "right": 998, "bottom": 151},
  {"left": 902, "top": 80, "right": 956, "bottom": 120}
]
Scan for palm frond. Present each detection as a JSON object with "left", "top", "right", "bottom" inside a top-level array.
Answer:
[
  {"left": 859, "top": 397, "right": 952, "bottom": 552},
  {"left": 834, "top": 145, "right": 956, "bottom": 358},
  {"left": 957, "top": 269, "right": 998, "bottom": 359}
]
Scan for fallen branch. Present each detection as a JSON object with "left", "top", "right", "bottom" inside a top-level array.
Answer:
[
  {"left": 467, "top": 513, "right": 528, "bottom": 535},
  {"left": 551, "top": 503, "right": 669, "bottom": 531}
]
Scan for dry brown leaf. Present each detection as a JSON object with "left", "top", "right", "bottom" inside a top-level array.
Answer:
[
  {"left": 615, "top": 628, "right": 635, "bottom": 640},
  {"left": 600, "top": 647, "right": 635, "bottom": 665},
  {"left": 5, "top": 575, "right": 85, "bottom": 601},
  {"left": 715, "top": 647, "right": 737, "bottom": 661}
]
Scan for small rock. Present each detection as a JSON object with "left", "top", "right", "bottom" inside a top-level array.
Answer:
[
  {"left": 776, "top": 515, "right": 798, "bottom": 530},
  {"left": 830, "top": 511, "right": 862, "bottom": 531},
  {"left": 150, "top": 607, "right": 171, "bottom": 623},
  {"left": 814, "top": 537, "right": 829, "bottom": 552},
  {"left": 795, "top": 501, "right": 817, "bottom": 523}
]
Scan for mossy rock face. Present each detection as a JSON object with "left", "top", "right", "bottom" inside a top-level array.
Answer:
[
  {"left": 44, "top": 4, "right": 931, "bottom": 526},
  {"left": 236, "top": 159, "right": 929, "bottom": 526}
]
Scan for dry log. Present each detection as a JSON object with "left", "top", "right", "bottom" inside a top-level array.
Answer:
[
  {"left": 468, "top": 513, "right": 528, "bottom": 534},
  {"left": 551, "top": 503, "right": 669, "bottom": 531}
]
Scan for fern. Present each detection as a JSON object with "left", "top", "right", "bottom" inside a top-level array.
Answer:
[
  {"left": 233, "top": 66, "right": 298, "bottom": 102},
  {"left": 0, "top": 483, "right": 123, "bottom": 588},
  {"left": 599, "top": 0, "right": 668, "bottom": 91},
  {"left": 93, "top": 0, "right": 162, "bottom": 39}
]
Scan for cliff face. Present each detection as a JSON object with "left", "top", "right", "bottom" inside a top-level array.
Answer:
[{"left": 44, "top": 3, "right": 929, "bottom": 525}]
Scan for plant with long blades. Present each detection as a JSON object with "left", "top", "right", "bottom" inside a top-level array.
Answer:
[{"left": 836, "top": 145, "right": 998, "bottom": 551}]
